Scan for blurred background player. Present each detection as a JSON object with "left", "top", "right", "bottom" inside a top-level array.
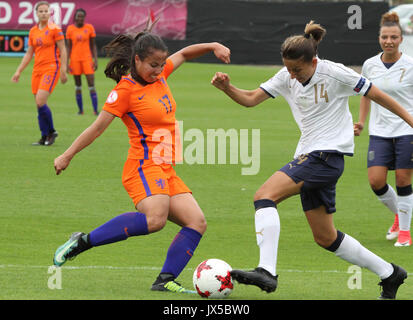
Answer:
[
  {"left": 11, "top": 1, "right": 67, "bottom": 146},
  {"left": 212, "top": 21, "right": 411, "bottom": 299},
  {"left": 52, "top": 18, "right": 231, "bottom": 293},
  {"left": 354, "top": 12, "right": 413, "bottom": 247},
  {"left": 66, "top": 8, "right": 99, "bottom": 115}
]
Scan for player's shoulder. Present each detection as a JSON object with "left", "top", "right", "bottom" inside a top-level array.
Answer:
[
  {"left": 112, "top": 76, "right": 138, "bottom": 93},
  {"left": 362, "top": 53, "right": 382, "bottom": 68},
  {"left": 317, "top": 58, "right": 358, "bottom": 81},
  {"left": 66, "top": 24, "right": 75, "bottom": 31},
  {"left": 401, "top": 53, "right": 413, "bottom": 65},
  {"left": 85, "top": 23, "right": 95, "bottom": 30},
  {"left": 29, "top": 25, "right": 38, "bottom": 35}
]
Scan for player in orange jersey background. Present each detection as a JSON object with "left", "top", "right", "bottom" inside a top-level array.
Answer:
[
  {"left": 11, "top": 1, "right": 67, "bottom": 146},
  {"left": 66, "top": 8, "right": 99, "bottom": 115},
  {"left": 52, "top": 19, "right": 231, "bottom": 293}
]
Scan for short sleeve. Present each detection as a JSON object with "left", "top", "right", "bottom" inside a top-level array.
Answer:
[
  {"left": 88, "top": 24, "right": 96, "bottom": 38},
  {"left": 65, "top": 25, "right": 72, "bottom": 40},
  {"left": 259, "top": 68, "right": 289, "bottom": 98},
  {"left": 102, "top": 82, "right": 132, "bottom": 117},
  {"left": 162, "top": 58, "right": 174, "bottom": 79},
  {"left": 332, "top": 63, "right": 372, "bottom": 97},
  {"left": 53, "top": 25, "right": 64, "bottom": 41},
  {"left": 28, "top": 28, "right": 34, "bottom": 47}
]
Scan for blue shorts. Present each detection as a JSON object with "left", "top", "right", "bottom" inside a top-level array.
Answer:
[
  {"left": 367, "top": 135, "right": 413, "bottom": 170},
  {"left": 279, "top": 151, "right": 345, "bottom": 213}
]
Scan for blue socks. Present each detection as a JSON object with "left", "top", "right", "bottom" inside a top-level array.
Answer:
[
  {"left": 75, "top": 91, "right": 98, "bottom": 114},
  {"left": 75, "top": 93, "right": 83, "bottom": 113},
  {"left": 88, "top": 212, "right": 149, "bottom": 246},
  {"left": 86, "top": 212, "right": 202, "bottom": 279},
  {"left": 37, "top": 104, "right": 54, "bottom": 136},
  {"left": 160, "top": 227, "right": 202, "bottom": 278},
  {"left": 90, "top": 92, "right": 98, "bottom": 113}
]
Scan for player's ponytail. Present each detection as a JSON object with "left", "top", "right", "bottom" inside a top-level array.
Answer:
[
  {"left": 281, "top": 20, "right": 326, "bottom": 62},
  {"left": 104, "top": 15, "right": 167, "bottom": 83},
  {"left": 380, "top": 12, "right": 402, "bottom": 34}
]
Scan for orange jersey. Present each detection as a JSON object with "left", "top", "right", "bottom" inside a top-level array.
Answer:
[
  {"left": 103, "top": 59, "right": 181, "bottom": 163},
  {"left": 28, "top": 23, "right": 64, "bottom": 71},
  {"left": 66, "top": 23, "right": 96, "bottom": 61}
]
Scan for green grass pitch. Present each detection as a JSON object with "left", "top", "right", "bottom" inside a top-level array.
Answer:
[{"left": 0, "top": 57, "right": 412, "bottom": 300}]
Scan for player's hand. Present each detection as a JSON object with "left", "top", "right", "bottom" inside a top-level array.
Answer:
[
  {"left": 60, "top": 71, "right": 68, "bottom": 84},
  {"left": 213, "top": 43, "right": 231, "bottom": 64},
  {"left": 54, "top": 154, "right": 71, "bottom": 175},
  {"left": 354, "top": 122, "right": 364, "bottom": 136},
  {"left": 93, "top": 59, "right": 98, "bottom": 71},
  {"left": 211, "top": 72, "right": 230, "bottom": 91},
  {"left": 11, "top": 72, "right": 20, "bottom": 83}
]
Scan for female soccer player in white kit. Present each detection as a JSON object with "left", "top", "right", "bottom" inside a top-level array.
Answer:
[
  {"left": 211, "top": 21, "right": 413, "bottom": 299},
  {"left": 354, "top": 12, "right": 413, "bottom": 247}
]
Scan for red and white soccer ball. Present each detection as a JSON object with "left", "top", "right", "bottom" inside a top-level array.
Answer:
[{"left": 193, "top": 259, "right": 234, "bottom": 298}]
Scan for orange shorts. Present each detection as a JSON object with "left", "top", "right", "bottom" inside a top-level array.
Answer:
[
  {"left": 122, "top": 159, "right": 192, "bottom": 206},
  {"left": 31, "top": 68, "right": 60, "bottom": 94},
  {"left": 69, "top": 59, "right": 94, "bottom": 75}
]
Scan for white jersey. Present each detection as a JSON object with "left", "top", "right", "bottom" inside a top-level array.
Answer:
[
  {"left": 260, "top": 58, "right": 371, "bottom": 159},
  {"left": 362, "top": 53, "right": 413, "bottom": 137}
]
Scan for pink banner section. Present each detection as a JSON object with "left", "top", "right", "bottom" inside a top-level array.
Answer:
[{"left": 0, "top": 0, "right": 187, "bottom": 39}]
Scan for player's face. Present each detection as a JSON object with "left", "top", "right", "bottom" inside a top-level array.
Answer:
[
  {"left": 135, "top": 49, "right": 168, "bottom": 83},
  {"left": 283, "top": 57, "right": 317, "bottom": 84},
  {"left": 379, "top": 26, "right": 402, "bottom": 55},
  {"left": 36, "top": 5, "right": 50, "bottom": 23},
  {"left": 74, "top": 11, "right": 86, "bottom": 27}
]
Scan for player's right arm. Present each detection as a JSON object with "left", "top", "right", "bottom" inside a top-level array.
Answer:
[
  {"left": 11, "top": 46, "right": 34, "bottom": 83},
  {"left": 211, "top": 72, "right": 269, "bottom": 107},
  {"left": 354, "top": 96, "right": 371, "bottom": 136},
  {"left": 54, "top": 110, "right": 115, "bottom": 175}
]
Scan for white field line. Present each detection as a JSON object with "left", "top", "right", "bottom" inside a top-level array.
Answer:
[{"left": 1, "top": 264, "right": 412, "bottom": 276}]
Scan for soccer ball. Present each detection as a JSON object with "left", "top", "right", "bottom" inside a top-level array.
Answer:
[{"left": 193, "top": 259, "right": 234, "bottom": 298}]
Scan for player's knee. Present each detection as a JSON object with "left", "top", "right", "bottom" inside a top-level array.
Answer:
[
  {"left": 369, "top": 178, "right": 386, "bottom": 193},
  {"left": 146, "top": 211, "right": 168, "bottom": 233},
  {"left": 196, "top": 217, "right": 207, "bottom": 235}
]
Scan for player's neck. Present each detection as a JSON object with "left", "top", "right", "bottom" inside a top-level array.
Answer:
[
  {"left": 381, "top": 51, "right": 402, "bottom": 64},
  {"left": 38, "top": 21, "right": 48, "bottom": 30}
]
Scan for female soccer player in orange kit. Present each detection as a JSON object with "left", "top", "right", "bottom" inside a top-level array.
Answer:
[
  {"left": 66, "top": 8, "right": 99, "bottom": 115},
  {"left": 11, "top": 1, "right": 67, "bottom": 146},
  {"left": 52, "top": 21, "right": 231, "bottom": 293}
]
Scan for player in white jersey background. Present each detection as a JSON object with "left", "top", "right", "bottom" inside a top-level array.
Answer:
[
  {"left": 354, "top": 12, "right": 413, "bottom": 247},
  {"left": 212, "top": 20, "right": 413, "bottom": 299}
]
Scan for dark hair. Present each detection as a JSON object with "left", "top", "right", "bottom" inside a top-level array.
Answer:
[
  {"left": 380, "top": 12, "right": 403, "bottom": 35},
  {"left": 35, "top": 1, "right": 49, "bottom": 11},
  {"left": 74, "top": 8, "right": 86, "bottom": 20},
  {"left": 104, "top": 19, "right": 168, "bottom": 83},
  {"left": 281, "top": 20, "right": 326, "bottom": 62}
]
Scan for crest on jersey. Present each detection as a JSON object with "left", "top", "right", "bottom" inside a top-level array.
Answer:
[{"left": 106, "top": 90, "right": 118, "bottom": 103}]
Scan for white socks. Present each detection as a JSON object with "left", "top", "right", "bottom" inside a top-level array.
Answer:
[
  {"left": 376, "top": 184, "right": 398, "bottom": 215},
  {"left": 334, "top": 232, "right": 393, "bottom": 279},
  {"left": 255, "top": 206, "right": 280, "bottom": 276},
  {"left": 397, "top": 193, "right": 413, "bottom": 231}
]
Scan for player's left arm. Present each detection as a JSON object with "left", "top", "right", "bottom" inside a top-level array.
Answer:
[
  {"left": 366, "top": 84, "right": 413, "bottom": 128},
  {"left": 56, "top": 39, "right": 68, "bottom": 84},
  {"left": 169, "top": 42, "right": 230, "bottom": 72},
  {"left": 90, "top": 37, "right": 98, "bottom": 71}
]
